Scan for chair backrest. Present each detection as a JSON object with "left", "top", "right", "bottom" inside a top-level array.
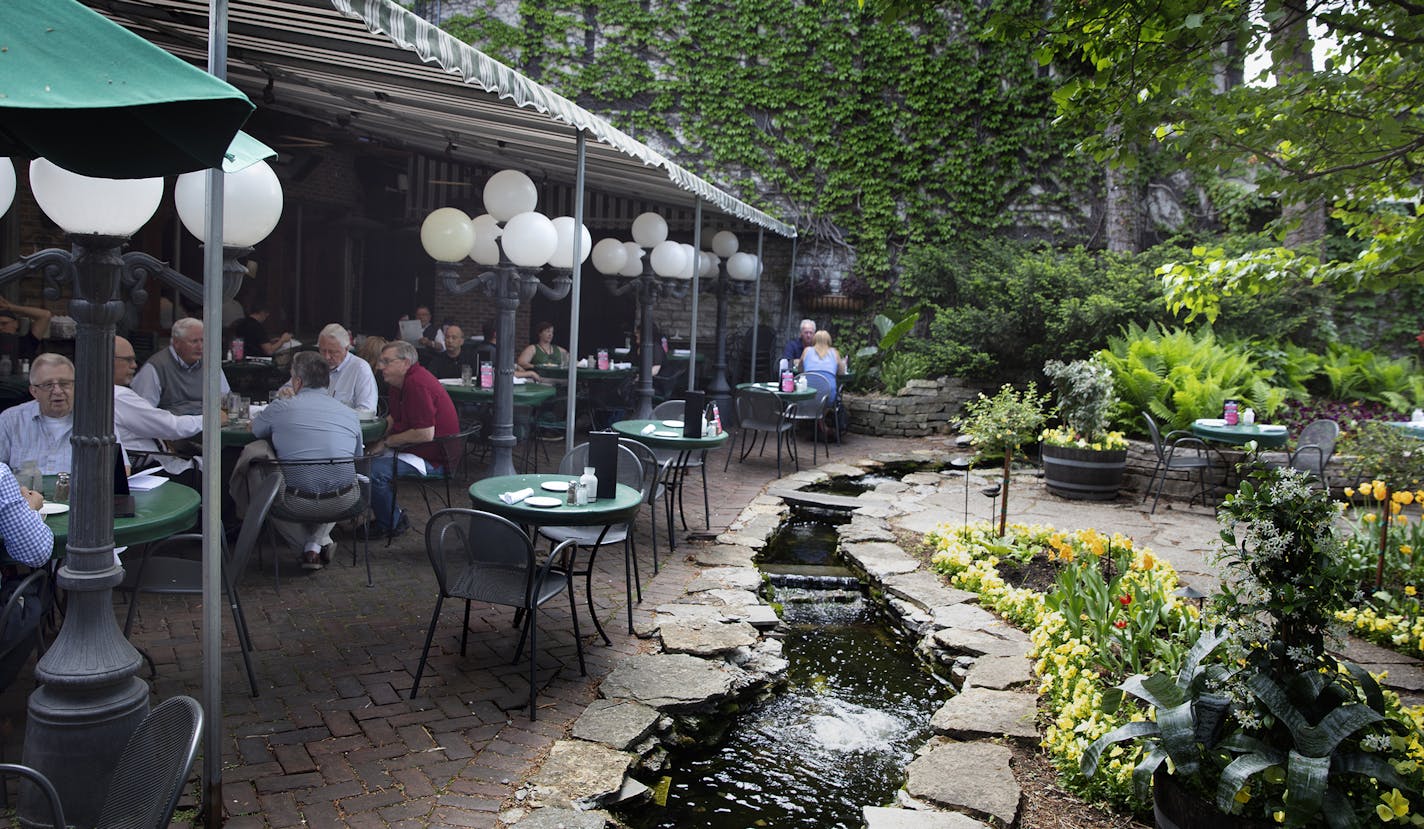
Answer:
[
  {"left": 738, "top": 387, "right": 786, "bottom": 428},
  {"left": 1142, "top": 413, "right": 1166, "bottom": 458},
  {"left": 258, "top": 454, "right": 358, "bottom": 497},
  {"left": 795, "top": 376, "right": 832, "bottom": 415},
  {"left": 556, "top": 443, "right": 645, "bottom": 493},
  {"left": 424, "top": 509, "right": 539, "bottom": 607},
  {"left": 1291, "top": 418, "right": 1341, "bottom": 474},
  {"left": 231, "top": 475, "right": 283, "bottom": 578},
  {"left": 617, "top": 438, "right": 664, "bottom": 504},
  {"left": 96, "top": 695, "right": 204, "bottom": 829},
  {"left": 803, "top": 371, "right": 834, "bottom": 396},
  {"left": 651, "top": 400, "right": 685, "bottom": 421}
]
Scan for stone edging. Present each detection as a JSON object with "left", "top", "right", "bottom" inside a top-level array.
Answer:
[{"left": 501, "top": 450, "right": 1035, "bottom": 829}]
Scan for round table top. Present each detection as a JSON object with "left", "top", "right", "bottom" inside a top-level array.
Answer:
[
  {"left": 441, "top": 380, "right": 558, "bottom": 406},
  {"left": 469, "top": 473, "right": 642, "bottom": 526},
  {"left": 221, "top": 417, "right": 387, "bottom": 448},
  {"left": 737, "top": 381, "right": 816, "bottom": 402},
  {"left": 1389, "top": 421, "right": 1424, "bottom": 440},
  {"left": 570, "top": 367, "right": 633, "bottom": 380},
  {"left": 1190, "top": 419, "right": 1290, "bottom": 449},
  {"left": 611, "top": 419, "right": 730, "bottom": 450},
  {"left": 43, "top": 480, "right": 201, "bottom": 554}
]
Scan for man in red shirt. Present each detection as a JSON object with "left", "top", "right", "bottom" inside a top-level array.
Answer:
[{"left": 367, "top": 340, "right": 459, "bottom": 536}]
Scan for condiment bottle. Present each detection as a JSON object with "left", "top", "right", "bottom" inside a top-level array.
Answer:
[
  {"left": 54, "top": 472, "right": 70, "bottom": 502},
  {"left": 1224, "top": 400, "right": 1238, "bottom": 426},
  {"left": 580, "top": 466, "right": 598, "bottom": 504}
]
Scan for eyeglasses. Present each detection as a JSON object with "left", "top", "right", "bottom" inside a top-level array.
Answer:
[
  {"left": 31, "top": 380, "right": 74, "bottom": 392},
  {"left": 377, "top": 356, "right": 407, "bottom": 366}
]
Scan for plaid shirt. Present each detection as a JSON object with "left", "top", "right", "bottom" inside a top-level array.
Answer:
[{"left": 0, "top": 463, "right": 53, "bottom": 568}]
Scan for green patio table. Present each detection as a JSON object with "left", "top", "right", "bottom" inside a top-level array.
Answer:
[
  {"left": 38, "top": 477, "right": 201, "bottom": 555},
  {"left": 1389, "top": 421, "right": 1424, "bottom": 440},
  {"left": 469, "top": 472, "right": 643, "bottom": 640},
  {"left": 611, "top": 420, "right": 728, "bottom": 553},
  {"left": 1189, "top": 418, "right": 1289, "bottom": 450},
  {"left": 440, "top": 378, "right": 557, "bottom": 407},
  {"left": 736, "top": 381, "right": 815, "bottom": 404}
]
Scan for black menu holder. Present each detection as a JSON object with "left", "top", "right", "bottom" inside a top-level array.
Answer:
[
  {"left": 681, "top": 390, "right": 706, "bottom": 439},
  {"left": 113, "top": 449, "right": 135, "bottom": 518},
  {"left": 589, "top": 430, "right": 619, "bottom": 501}
]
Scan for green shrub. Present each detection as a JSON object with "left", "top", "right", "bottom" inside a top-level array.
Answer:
[
  {"left": 1098, "top": 323, "right": 1285, "bottom": 433},
  {"left": 1314, "top": 343, "right": 1424, "bottom": 411},
  {"left": 878, "top": 351, "right": 933, "bottom": 396}
]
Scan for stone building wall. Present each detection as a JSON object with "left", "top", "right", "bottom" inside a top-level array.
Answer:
[{"left": 844, "top": 378, "right": 978, "bottom": 437}]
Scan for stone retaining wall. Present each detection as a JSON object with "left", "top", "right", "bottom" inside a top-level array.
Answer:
[
  {"left": 844, "top": 378, "right": 977, "bottom": 437},
  {"left": 1118, "top": 439, "right": 1352, "bottom": 504}
]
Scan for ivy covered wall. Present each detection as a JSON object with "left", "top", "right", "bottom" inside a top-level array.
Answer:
[{"left": 435, "top": 0, "right": 1093, "bottom": 296}]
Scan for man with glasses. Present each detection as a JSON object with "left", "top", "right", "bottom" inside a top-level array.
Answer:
[
  {"left": 131, "top": 317, "right": 231, "bottom": 416},
  {"left": 113, "top": 336, "right": 215, "bottom": 477},
  {"left": 366, "top": 340, "right": 458, "bottom": 537},
  {"left": 0, "top": 353, "right": 75, "bottom": 473},
  {"left": 275, "top": 324, "right": 378, "bottom": 411}
]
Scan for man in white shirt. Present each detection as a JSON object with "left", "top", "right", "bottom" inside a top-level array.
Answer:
[
  {"left": 276, "top": 324, "right": 379, "bottom": 412},
  {"left": 0, "top": 353, "right": 75, "bottom": 474},
  {"left": 113, "top": 336, "right": 223, "bottom": 475}
]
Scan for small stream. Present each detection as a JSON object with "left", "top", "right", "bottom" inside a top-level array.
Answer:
[{"left": 622, "top": 503, "right": 948, "bottom": 829}]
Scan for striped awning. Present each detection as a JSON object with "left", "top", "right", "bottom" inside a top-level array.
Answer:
[{"left": 84, "top": 0, "right": 796, "bottom": 237}]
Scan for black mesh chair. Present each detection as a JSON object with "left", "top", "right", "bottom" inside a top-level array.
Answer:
[
  {"left": 618, "top": 438, "right": 671, "bottom": 574},
  {"left": 651, "top": 400, "right": 710, "bottom": 531},
  {"left": 539, "top": 443, "right": 648, "bottom": 637},
  {"left": 724, "top": 387, "right": 797, "bottom": 477},
  {"left": 789, "top": 374, "right": 834, "bottom": 465},
  {"left": 0, "top": 569, "right": 50, "bottom": 694},
  {"left": 120, "top": 475, "right": 280, "bottom": 697},
  {"left": 256, "top": 455, "right": 374, "bottom": 587},
  {"left": 0, "top": 695, "right": 203, "bottom": 829},
  {"left": 1143, "top": 413, "right": 1220, "bottom": 514},
  {"left": 1286, "top": 418, "right": 1340, "bottom": 490},
  {"left": 411, "top": 509, "right": 582, "bottom": 720}
]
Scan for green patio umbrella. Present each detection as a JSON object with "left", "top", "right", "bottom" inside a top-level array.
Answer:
[{"left": 0, "top": 0, "right": 253, "bottom": 178}]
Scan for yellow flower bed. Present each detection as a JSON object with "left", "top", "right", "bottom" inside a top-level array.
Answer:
[
  {"left": 928, "top": 521, "right": 1197, "bottom": 809},
  {"left": 1338, "top": 605, "right": 1424, "bottom": 658}
]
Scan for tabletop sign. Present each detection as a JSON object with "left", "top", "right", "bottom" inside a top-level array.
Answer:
[
  {"left": 682, "top": 390, "right": 706, "bottom": 439},
  {"left": 589, "top": 430, "right": 619, "bottom": 501}
]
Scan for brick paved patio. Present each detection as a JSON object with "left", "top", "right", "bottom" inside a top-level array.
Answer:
[{"left": 0, "top": 428, "right": 931, "bottom": 827}]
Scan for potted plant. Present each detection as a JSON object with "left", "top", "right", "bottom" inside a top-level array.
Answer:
[
  {"left": 1040, "top": 357, "right": 1129, "bottom": 500},
  {"left": 1081, "top": 467, "right": 1422, "bottom": 828},
  {"left": 958, "top": 382, "right": 1049, "bottom": 536}
]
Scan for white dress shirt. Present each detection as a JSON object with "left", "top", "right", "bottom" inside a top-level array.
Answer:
[
  {"left": 115, "top": 385, "right": 204, "bottom": 473},
  {"left": 329, "top": 352, "right": 379, "bottom": 411}
]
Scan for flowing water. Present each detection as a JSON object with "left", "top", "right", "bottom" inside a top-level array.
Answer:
[{"left": 623, "top": 512, "right": 948, "bottom": 829}]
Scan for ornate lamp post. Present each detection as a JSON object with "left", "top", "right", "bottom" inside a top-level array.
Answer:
[
  {"left": 0, "top": 156, "right": 280, "bottom": 827},
  {"left": 420, "top": 170, "right": 583, "bottom": 477},
  {"left": 699, "top": 230, "right": 758, "bottom": 418},
  {"left": 592, "top": 212, "right": 691, "bottom": 419}
]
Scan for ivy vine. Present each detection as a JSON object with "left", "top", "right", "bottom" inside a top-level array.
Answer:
[{"left": 440, "top": 0, "right": 1088, "bottom": 302}]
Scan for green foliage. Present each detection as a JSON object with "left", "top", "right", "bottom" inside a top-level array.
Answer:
[
  {"left": 438, "top": 1, "right": 1085, "bottom": 298},
  {"left": 1313, "top": 344, "right": 1424, "bottom": 412},
  {"left": 904, "top": 239, "right": 1179, "bottom": 381},
  {"left": 1086, "top": 469, "right": 1423, "bottom": 827},
  {"left": 958, "top": 382, "right": 1049, "bottom": 456},
  {"left": 1042, "top": 358, "right": 1117, "bottom": 445},
  {"left": 1098, "top": 323, "right": 1285, "bottom": 434},
  {"left": 853, "top": 307, "right": 924, "bottom": 393},
  {"left": 877, "top": 351, "right": 933, "bottom": 396},
  {"left": 1341, "top": 422, "right": 1424, "bottom": 490}
]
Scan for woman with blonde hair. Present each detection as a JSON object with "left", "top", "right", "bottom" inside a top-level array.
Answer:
[
  {"left": 799, "top": 329, "right": 848, "bottom": 399},
  {"left": 357, "top": 335, "right": 388, "bottom": 374}
]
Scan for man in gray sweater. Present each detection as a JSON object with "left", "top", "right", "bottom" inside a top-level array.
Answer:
[{"left": 131, "top": 317, "right": 230, "bottom": 416}]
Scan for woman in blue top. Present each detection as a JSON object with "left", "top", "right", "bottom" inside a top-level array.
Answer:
[{"left": 799, "top": 330, "right": 848, "bottom": 400}]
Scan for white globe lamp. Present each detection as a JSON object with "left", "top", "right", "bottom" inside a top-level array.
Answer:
[
  {"left": 591, "top": 238, "right": 628, "bottom": 275},
  {"left": 501, "top": 211, "right": 557, "bottom": 268},
  {"left": 418, "top": 207, "right": 475, "bottom": 262},
  {"left": 549, "top": 217, "right": 592, "bottom": 268},
  {"left": 650, "top": 240, "right": 686, "bottom": 278},
  {"left": 631, "top": 212, "right": 668, "bottom": 248},
  {"left": 619, "top": 242, "right": 645, "bottom": 277},
  {"left": 677, "top": 243, "right": 697, "bottom": 280},
  {"left": 30, "top": 158, "right": 162, "bottom": 237},
  {"left": 711, "top": 230, "right": 739, "bottom": 258},
  {"left": 175, "top": 160, "right": 284, "bottom": 247},
  {"left": 483, "top": 169, "right": 538, "bottom": 222},
  {"left": 727, "top": 252, "right": 758, "bottom": 281},
  {"left": 0, "top": 158, "right": 14, "bottom": 219}
]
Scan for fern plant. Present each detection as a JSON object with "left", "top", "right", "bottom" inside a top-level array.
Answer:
[{"left": 1098, "top": 323, "right": 1284, "bottom": 434}]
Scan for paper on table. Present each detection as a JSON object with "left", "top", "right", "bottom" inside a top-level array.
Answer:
[
  {"left": 500, "top": 487, "right": 534, "bottom": 505},
  {"left": 398, "top": 319, "right": 423, "bottom": 343},
  {"left": 396, "top": 452, "right": 429, "bottom": 476},
  {"left": 127, "top": 470, "right": 167, "bottom": 491},
  {"left": 641, "top": 423, "right": 656, "bottom": 435}
]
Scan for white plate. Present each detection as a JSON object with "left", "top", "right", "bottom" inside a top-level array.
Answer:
[
  {"left": 438, "top": 378, "right": 464, "bottom": 386},
  {"left": 39, "top": 503, "right": 69, "bottom": 516},
  {"left": 524, "top": 496, "right": 562, "bottom": 508},
  {"left": 1258, "top": 425, "right": 1288, "bottom": 433},
  {"left": 1197, "top": 418, "right": 1227, "bottom": 427},
  {"left": 652, "top": 430, "right": 679, "bottom": 437},
  {"left": 661, "top": 420, "right": 684, "bottom": 428},
  {"left": 541, "top": 480, "right": 571, "bottom": 492}
]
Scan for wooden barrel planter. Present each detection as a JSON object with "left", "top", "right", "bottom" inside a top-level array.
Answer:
[
  {"left": 1040, "top": 443, "right": 1127, "bottom": 500},
  {"left": 1154, "top": 771, "right": 1272, "bottom": 829}
]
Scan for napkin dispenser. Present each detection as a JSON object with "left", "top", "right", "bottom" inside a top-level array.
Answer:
[
  {"left": 589, "top": 430, "right": 619, "bottom": 501},
  {"left": 681, "top": 390, "right": 706, "bottom": 438}
]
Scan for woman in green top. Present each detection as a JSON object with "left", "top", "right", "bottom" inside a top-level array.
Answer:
[{"left": 517, "top": 320, "right": 569, "bottom": 372}]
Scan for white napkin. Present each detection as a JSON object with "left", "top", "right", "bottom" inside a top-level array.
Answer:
[
  {"left": 613, "top": 362, "right": 632, "bottom": 370},
  {"left": 641, "top": 423, "right": 656, "bottom": 435},
  {"left": 577, "top": 358, "right": 589, "bottom": 368},
  {"left": 500, "top": 487, "right": 534, "bottom": 505}
]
